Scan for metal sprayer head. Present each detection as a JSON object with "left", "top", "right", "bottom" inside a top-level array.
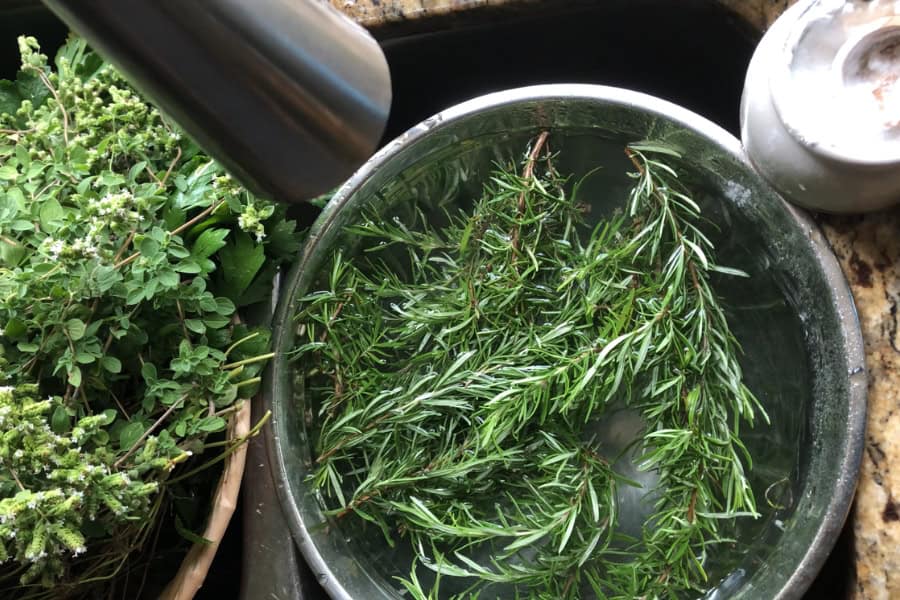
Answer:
[{"left": 41, "top": 0, "right": 393, "bottom": 204}]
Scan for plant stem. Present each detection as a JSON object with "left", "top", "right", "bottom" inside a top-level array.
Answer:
[
  {"left": 164, "top": 410, "right": 270, "bottom": 485},
  {"left": 114, "top": 395, "right": 187, "bottom": 469},
  {"left": 113, "top": 200, "right": 224, "bottom": 270},
  {"left": 222, "top": 352, "right": 275, "bottom": 371}
]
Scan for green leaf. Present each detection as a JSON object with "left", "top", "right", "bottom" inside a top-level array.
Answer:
[
  {"left": 191, "top": 228, "right": 229, "bottom": 260},
  {"left": 75, "top": 351, "right": 95, "bottom": 364},
  {"left": 163, "top": 205, "right": 187, "bottom": 231},
  {"left": 197, "top": 416, "right": 226, "bottom": 433},
  {"left": 51, "top": 405, "right": 69, "bottom": 434},
  {"left": 158, "top": 270, "right": 180, "bottom": 287},
  {"left": 75, "top": 176, "right": 94, "bottom": 195},
  {"left": 265, "top": 216, "right": 303, "bottom": 260},
  {"left": 216, "top": 231, "right": 265, "bottom": 302},
  {"left": 67, "top": 365, "right": 82, "bottom": 387},
  {"left": 168, "top": 244, "right": 190, "bottom": 259},
  {"left": 138, "top": 237, "right": 160, "bottom": 257},
  {"left": 4, "top": 318, "right": 26, "bottom": 339},
  {"left": 174, "top": 161, "right": 216, "bottom": 210},
  {"left": 0, "top": 165, "right": 17, "bottom": 181},
  {"left": 203, "top": 316, "right": 231, "bottom": 330},
  {"left": 10, "top": 219, "right": 34, "bottom": 231},
  {"left": 628, "top": 141, "right": 683, "bottom": 158},
  {"left": 55, "top": 35, "right": 87, "bottom": 73},
  {"left": 100, "top": 409, "right": 117, "bottom": 426},
  {"left": 229, "top": 325, "right": 272, "bottom": 359},
  {"left": 128, "top": 160, "right": 148, "bottom": 183},
  {"left": 16, "top": 341, "right": 38, "bottom": 352},
  {"left": 14, "top": 144, "right": 29, "bottom": 170},
  {"left": 710, "top": 264, "right": 749, "bottom": 278},
  {"left": 7, "top": 186, "right": 25, "bottom": 210},
  {"left": 198, "top": 295, "right": 218, "bottom": 312},
  {"left": 236, "top": 263, "right": 278, "bottom": 307},
  {"left": 0, "top": 80, "right": 20, "bottom": 116},
  {"left": 98, "top": 172, "right": 125, "bottom": 187},
  {"left": 141, "top": 362, "right": 158, "bottom": 383},
  {"left": 184, "top": 319, "right": 206, "bottom": 334},
  {"left": 65, "top": 318, "right": 86, "bottom": 341},
  {"left": 125, "top": 285, "right": 144, "bottom": 305},
  {"left": 15, "top": 70, "right": 50, "bottom": 107},
  {"left": 214, "top": 297, "right": 235, "bottom": 316},
  {"left": 101, "top": 356, "right": 122, "bottom": 373},
  {"left": 39, "top": 198, "right": 64, "bottom": 232},
  {"left": 174, "top": 260, "right": 202, "bottom": 274},
  {"left": 74, "top": 51, "right": 104, "bottom": 80},
  {"left": 119, "top": 421, "right": 146, "bottom": 451},
  {"left": 92, "top": 265, "right": 122, "bottom": 292},
  {"left": 214, "top": 384, "right": 238, "bottom": 408},
  {"left": 0, "top": 239, "right": 25, "bottom": 266}
]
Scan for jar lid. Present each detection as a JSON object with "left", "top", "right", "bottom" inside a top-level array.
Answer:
[{"left": 771, "top": 0, "right": 900, "bottom": 165}]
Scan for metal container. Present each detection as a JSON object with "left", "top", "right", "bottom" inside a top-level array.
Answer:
[
  {"left": 40, "top": 0, "right": 392, "bottom": 204},
  {"left": 263, "top": 85, "right": 866, "bottom": 600}
]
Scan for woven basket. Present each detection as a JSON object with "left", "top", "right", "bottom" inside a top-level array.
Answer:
[{"left": 159, "top": 400, "right": 251, "bottom": 600}]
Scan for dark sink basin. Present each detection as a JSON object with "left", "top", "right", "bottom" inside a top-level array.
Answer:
[
  {"left": 378, "top": 0, "right": 757, "bottom": 141},
  {"left": 266, "top": 3, "right": 852, "bottom": 599}
]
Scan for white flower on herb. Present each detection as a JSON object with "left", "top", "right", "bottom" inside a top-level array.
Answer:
[{"left": 43, "top": 238, "right": 65, "bottom": 259}]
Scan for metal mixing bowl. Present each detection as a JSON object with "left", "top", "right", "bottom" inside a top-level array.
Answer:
[{"left": 263, "top": 85, "right": 866, "bottom": 599}]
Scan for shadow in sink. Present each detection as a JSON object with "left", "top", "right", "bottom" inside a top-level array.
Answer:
[{"left": 380, "top": 0, "right": 758, "bottom": 142}]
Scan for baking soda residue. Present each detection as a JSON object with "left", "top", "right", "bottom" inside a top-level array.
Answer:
[{"left": 776, "top": 0, "right": 900, "bottom": 163}]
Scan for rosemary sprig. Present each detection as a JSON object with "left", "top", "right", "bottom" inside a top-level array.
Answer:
[{"left": 295, "top": 136, "right": 766, "bottom": 599}]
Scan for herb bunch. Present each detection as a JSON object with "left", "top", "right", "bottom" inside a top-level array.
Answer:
[
  {"left": 296, "top": 135, "right": 766, "bottom": 599},
  {"left": 0, "top": 37, "right": 302, "bottom": 595}
]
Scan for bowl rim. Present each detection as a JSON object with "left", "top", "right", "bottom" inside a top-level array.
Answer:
[{"left": 263, "top": 83, "right": 866, "bottom": 600}]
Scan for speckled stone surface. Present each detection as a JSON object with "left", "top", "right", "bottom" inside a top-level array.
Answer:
[
  {"left": 333, "top": 1, "right": 895, "bottom": 597},
  {"left": 821, "top": 210, "right": 900, "bottom": 600},
  {"left": 332, "top": 0, "right": 795, "bottom": 30},
  {"left": 333, "top": 0, "right": 543, "bottom": 27}
]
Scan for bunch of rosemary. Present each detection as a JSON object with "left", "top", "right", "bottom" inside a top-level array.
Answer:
[{"left": 295, "top": 135, "right": 766, "bottom": 599}]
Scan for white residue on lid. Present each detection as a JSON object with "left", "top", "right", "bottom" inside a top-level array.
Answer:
[{"left": 777, "top": 0, "right": 900, "bottom": 163}]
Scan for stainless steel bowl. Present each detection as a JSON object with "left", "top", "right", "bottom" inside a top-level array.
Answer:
[{"left": 263, "top": 85, "right": 866, "bottom": 599}]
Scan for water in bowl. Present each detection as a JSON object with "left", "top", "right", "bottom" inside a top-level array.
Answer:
[{"left": 296, "top": 131, "right": 808, "bottom": 599}]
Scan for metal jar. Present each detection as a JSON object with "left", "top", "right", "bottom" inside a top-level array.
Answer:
[{"left": 263, "top": 84, "right": 866, "bottom": 600}]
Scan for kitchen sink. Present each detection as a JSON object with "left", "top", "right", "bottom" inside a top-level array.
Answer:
[{"left": 0, "top": 1, "right": 853, "bottom": 598}]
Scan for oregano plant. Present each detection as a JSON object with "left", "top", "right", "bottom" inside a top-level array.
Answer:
[{"left": 0, "top": 36, "right": 303, "bottom": 596}]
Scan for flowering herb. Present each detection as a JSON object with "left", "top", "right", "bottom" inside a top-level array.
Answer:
[
  {"left": 296, "top": 136, "right": 766, "bottom": 599},
  {"left": 0, "top": 36, "right": 302, "bottom": 595}
]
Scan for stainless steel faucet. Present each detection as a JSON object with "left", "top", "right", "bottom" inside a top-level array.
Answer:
[{"left": 41, "top": 0, "right": 393, "bottom": 204}]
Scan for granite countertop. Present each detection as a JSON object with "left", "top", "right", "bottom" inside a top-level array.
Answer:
[
  {"left": 334, "top": 0, "right": 794, "bottom": 31},
  {"left": 824, "top": 211, "right": 900, "bottom": 600},
  {"left": 330, "top": 1, "right": 898, "bottom": 598}
]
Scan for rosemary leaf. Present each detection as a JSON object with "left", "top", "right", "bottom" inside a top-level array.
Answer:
[{"left": 297, "top": 136, "right": 765, "bottom": 599}]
